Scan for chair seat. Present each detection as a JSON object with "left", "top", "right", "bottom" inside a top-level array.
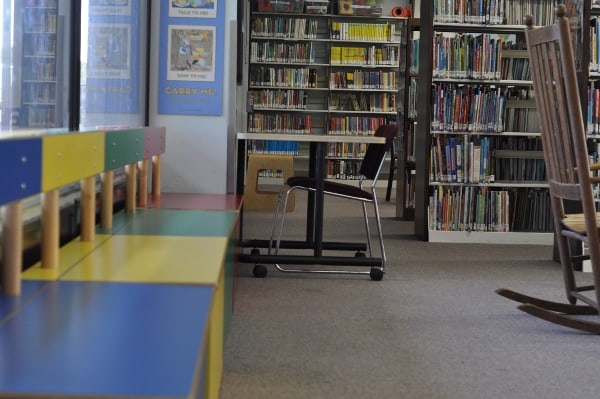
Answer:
[
  {"left": 286, "top": 176, "right": 373, "bottom": 201},
  {"left": 562, "top": 213, "right": 600, "bottom": 234}
]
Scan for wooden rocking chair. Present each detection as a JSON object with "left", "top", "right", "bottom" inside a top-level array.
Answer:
[{"left": 496, "top": 6, "right": 600, "bottom": 333}]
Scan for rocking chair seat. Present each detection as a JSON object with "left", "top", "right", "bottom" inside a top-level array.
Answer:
[{"left": 562, "top": 213, "right": 600, "bottom": 235}]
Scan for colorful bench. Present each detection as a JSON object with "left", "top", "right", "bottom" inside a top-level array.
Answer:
[{"left": 0, "top": 128, "right": 240, "bottom": 398}]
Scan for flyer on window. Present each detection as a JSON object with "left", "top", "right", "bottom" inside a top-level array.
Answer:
[
  {"left": 84, "top": 0, "right": 139, "bottom": 114},
  {"left": 158, "top": 0, "right": 224, "bottom": 116}
]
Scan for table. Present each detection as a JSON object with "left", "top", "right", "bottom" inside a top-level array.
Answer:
[{"left": 236, "top": 132, "right": 386, "bottom": 277}]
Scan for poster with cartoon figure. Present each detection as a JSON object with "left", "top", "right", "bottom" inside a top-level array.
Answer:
[
  {"left": 170, "top": 0, "right": 217, "bottom": 18},
  {"left": 167, "top": 25, "right": 216, "bottom": 82},
  {"left": 158, "top": 0, "right": 224, "bottom": 115}
]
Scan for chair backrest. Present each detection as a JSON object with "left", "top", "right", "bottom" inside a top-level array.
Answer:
[
  {"left": 359, "top": 124, "right": 398, "bottom": 180},
  {"left": 525, "top": 7, "right": 599, "bottom": 241}
]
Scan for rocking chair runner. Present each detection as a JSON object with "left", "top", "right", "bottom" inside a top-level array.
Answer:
[{"left": 496, "top": 6, "right": 600, "bottom": 333}]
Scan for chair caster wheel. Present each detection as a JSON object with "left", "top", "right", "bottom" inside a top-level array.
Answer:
[
  {"left": 253, "top": 264, "right": 268, "bottom": 278},
  {"left": 370, "top": 267, "right": 384, "bottom": 281},
  {"left": 355, "top": 251, "right": 366, "bottom": 257},
  {"left": 251, "top": 248, "right": 260, "bottom": 255}
]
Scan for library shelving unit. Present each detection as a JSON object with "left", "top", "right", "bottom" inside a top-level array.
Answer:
[
  {"left": 20, "top": 0, "right": 62, "bottom": 128},
  {"left": 413, "top": 0, "right": 564, "bottom": 244},
  {"left": 397, "top": 16, "right": 419, "bottom": 220},
  {"left": 244, "top": 1, "right": 406, "bottom": 181}
]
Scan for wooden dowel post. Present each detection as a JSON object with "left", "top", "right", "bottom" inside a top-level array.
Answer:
[
  {"left": 80, "top": 176, "right": 96, "bottom": 241},
  {"left": 125, "top": 163, "right": 137, "bottom": 213},
  {"left": 101, "top": 171, "right": 114, "bottom": 230},
  {"left": 41, "top": 189, "right": 59, "bottom": 269},
  {"left": 138, "top": 159, "right": 149, "bottom": 208},
  {"left": 1, "top": 202, "right": 23, "bottom": 295},
  {"left": 152, "top": 155, "right": 161, "bottom": 199}
]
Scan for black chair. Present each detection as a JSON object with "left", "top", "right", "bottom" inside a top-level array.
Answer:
[{"left": 268, "top": 124, "right": 398, "bottom": 279}]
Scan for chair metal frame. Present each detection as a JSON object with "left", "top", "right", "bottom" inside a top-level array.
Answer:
[
  {"left": 496, "top": 6, "right": 600, "bottom": 333},
  {"left": 266, "top": 124, "right": 397, "bottom": 280}
]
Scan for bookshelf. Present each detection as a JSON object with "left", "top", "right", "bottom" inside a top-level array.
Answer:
[
  {"left": 413, "top": 0, "right": 568, "bottom": 244},
  {"left": 20, "top": 0, "right": 62, "bottom": 128},
  {"left": 245, "top": 1, "right": 406, "bottom": 181},
  {"left": 397, "top": 16, "right": 419, "bottom": 219}
]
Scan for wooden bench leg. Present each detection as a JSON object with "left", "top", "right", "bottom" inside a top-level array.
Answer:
[
  {"left": 80, "top": 176, "right": 96, "bottom": 241},
  {"left": 42, "top": 189, "right": 59, "bottom": 269},
  {"left": 138, "top": 159, "right": 149, "bottom": 208},
  {"left": 126, "top": 163, "right": 137, "bottom": 214},
  {"left": 1, "top": 202, "right": 23, "bottom": 295},
  {"left": 152, "top": 155, "right": 162, "bottom": 199},
  {"left": 101, "top": 171, "right": 114, "bottom": 230}
]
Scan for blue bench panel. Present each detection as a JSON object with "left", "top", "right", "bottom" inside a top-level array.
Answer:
[
  {"left": 0, "top": 281, "right": 213, "bottom": 398},
  {"left": 0, "top": 137, "right": 42, "bottom": 205}
]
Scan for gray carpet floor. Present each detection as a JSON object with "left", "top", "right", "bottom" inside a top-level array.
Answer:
[{"left": 220, "top": 191, "right": 600, "bottom": 399}]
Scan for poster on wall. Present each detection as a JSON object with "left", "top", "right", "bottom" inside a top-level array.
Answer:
[
  {"left": 84, "top": 0, "right": 139, "bottom": 114},
  {"left": 170, "top": 0, "right": 217, "bottom": 18},
  {"left": 158, "top": 0, "right": 224, "bottom": 116}
]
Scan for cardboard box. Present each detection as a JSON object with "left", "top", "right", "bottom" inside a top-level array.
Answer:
[{"left": 257, "top": 0, "right": 304, "bottom": 13}]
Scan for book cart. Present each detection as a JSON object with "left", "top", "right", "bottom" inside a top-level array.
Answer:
[
  {"left": 237, "top": 0, "right": 408, "bottom": 279},
  {"left": 412, "top": 0, "right": 575, "bottom": 244}
]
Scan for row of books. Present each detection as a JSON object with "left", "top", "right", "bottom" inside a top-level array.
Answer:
[
  {"left": 25, "top": 0, "right": 57, "bottom": 7},
  {"left": 503, "top": 0, "right": 558, "bottom": 26},
  {"left": 248, "top": 112, "right": 314, "bottom": 133},
  {"left": 433, "top": 0, "right": 505, "bottom": 24},
  {"left": 326, "top": 142, "right": 368, "bottom": 158},
  {"left": 432, "top": 33, "right": 504, "bottom": 80},
  {"left": 23, "top": 83, "right": 56, "bottom": 104},
  {"left": 251, "top": 16, "right": 320, "bottom": 40},
  {"left": 24, "top": 9, "right": 57, "bottom": 34},
  {"left": 429, "top": 186, "right": 511, "bottom": 232},
  {"left": 494, "top": 157, "right": 545, "bottom": 182},
  {"left": 432, "top": 0, "right": 558, "bottom": 26},
  {"left": 431, "top": 83, "right": 507, "bottom": 133},
  {"left": 24, "top": 35, "right": 56, "bottom": 57},
  {"left": 430, "top": 135, "right": 493, "bottom": 184},
  {"left": 247, "top": 140, "right": 299, "bottom": 155},
  {"left": 329, "top": 92, "right": 397, "bottom": 112},
  {"left": 250, "top": 67, "right": 319, "bottom": 88},
  {"left": 431, "top": 135, "right": 547, "bottom": 184},
  {"left": 24, "top": 60, "right": 56, "bottom": 81},
  {"left": 588, "top": 84, "right": 600, "bottom": 135},
  {"left": 328, "top": 116, "right": 393, "bottom": 135},
  {"left": 329, "top": 70, "right": 397, "bottom": 90},
  {"left": 330, "top": 45, "right": 398, "bottom": 66},
  {"left": 23, "top": 107, "right": 56, "bottom": 128},
  {"left": 409, "top": 38, "right": 419, "bottom": 74},
  {"left": 429, "top": 186, "right": 553, "bottom": 232},
  {"left": 504, "top": 106, "right": 539, "bottom": 133},
  {"left": 326, "top": 159, "right": 362, "bottom": 180},
  {"left": 250, "top": 89, "right": 309, "bottom": 110},
  {"left": 330, "top": 22, "right": 397, "bottom": 42},
  {"left": 511, "top": 189, "right": 553, "bottom": 232},
  {"left": 250, "top": 41, "right": 316, "bottom": 63}
]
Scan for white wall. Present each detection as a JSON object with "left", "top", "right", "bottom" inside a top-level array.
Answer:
[{"left": 148, "top": 2, "right": 237, "bottom": 194}]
